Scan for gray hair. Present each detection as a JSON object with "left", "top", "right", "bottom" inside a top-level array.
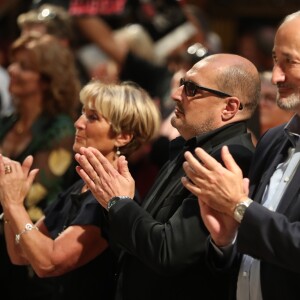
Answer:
[{"left": 282, "top": 10, "right": 300, "bottom": 24}]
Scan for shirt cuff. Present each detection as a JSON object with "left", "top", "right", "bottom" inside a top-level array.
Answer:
[{"left": 209, "top": 234, "right": 237, "bottom": 257}]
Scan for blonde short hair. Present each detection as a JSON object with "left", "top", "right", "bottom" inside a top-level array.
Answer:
[{"left": 80, "top": 80, "right": 161, "bottom": 155}]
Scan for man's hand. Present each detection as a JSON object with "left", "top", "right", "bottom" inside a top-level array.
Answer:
[
  {"left": 181, "top": 146, "right": 251, "bottom": 245},
  {"left": 198, "top": 200, "right": 239, "bottom": 246},
  {"left": 181, "top": 145, "right": 248, "bottom": 216},
  {"left": 75, "top": 147, "right": 135, "bottom": 209}
]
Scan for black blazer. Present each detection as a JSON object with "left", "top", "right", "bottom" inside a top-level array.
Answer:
[
  {"left": 234, "top": 123, "right": 300, "bottom": 300},
  {"left": 108, "top": 122, "right": 255, "bottom": 300}
]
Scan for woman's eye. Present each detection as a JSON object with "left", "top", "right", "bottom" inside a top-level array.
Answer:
[
  {"left": 86, "top": 113, "right": 99, "bottom": 121},
  {"left": 81, "top": 108, "right": 99, "bottom": 121}
]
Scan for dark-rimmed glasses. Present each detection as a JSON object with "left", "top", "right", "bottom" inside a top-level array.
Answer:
[
  {"left": 180, "top": 78, "right": 243, "bottom": 110},
  {"left": 180, "top": 78, "right": 231, "bottom": 98}
]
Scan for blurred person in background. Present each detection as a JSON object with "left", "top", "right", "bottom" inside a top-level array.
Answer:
[
  {"left": 0, "top": 80, "right": 161, "bottom": 300},
  {"left": 30, "top": 0, "right": 187, "bottom": 69},
  {"left": 17, "top": 3, "right": 90, "bottom": 86},
  {"left": 0, "top": 32, "right": 80, "bottom": 300},
  {"left": 259, "top": 70, "right": 294, "bottom": 136},
  {"left": 235, "top": 25, "right": 277, "bottom": 140},
  {"left": 0, "top": 50, "right": 14, "bottom": 117},
  {"left": 234, "top": 24, "right": 276, "bottom": 72}
]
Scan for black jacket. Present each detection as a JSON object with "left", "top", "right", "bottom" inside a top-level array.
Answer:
[{"left": 109, "top": 121, "right": 255, "bottom": 300}]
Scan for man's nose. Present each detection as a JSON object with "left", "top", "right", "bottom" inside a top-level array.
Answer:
[
  {"left": 171, "top": 85, "right": 184, "bottom": 102},
  {"left": 272, "top": 64, "right": 285, "bottom": 84}
]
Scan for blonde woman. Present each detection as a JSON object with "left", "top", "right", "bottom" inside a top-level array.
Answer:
[{"left": 0, "top": 80, "right": 161, "bottom": 299}]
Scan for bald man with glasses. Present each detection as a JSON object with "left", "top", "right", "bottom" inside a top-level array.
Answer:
[{"left": 74, "top": 53, "right": 260, "bottom": 300}]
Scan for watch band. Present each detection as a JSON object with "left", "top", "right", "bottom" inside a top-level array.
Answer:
[{"left": 107, "top": 196, "right": 132, "bottom": 211}]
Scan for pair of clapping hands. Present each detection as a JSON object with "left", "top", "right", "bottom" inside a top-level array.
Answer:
[
  {"left": 75, "top": 146, "right": 249, "bottom": 247},
  {"left": 0, "top": 154, "right": 38, "bottom": 210}
]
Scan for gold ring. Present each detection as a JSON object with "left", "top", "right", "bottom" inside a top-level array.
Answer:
[
  {"left": 4, "top": 165, "right": 12, "bottom": 174},
  {"left": 92, "top": 177, "right": 98, "bottom": 183}
]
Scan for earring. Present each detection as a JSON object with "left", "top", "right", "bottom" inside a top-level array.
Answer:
[{"left": 116, "top": 147, "right": 121, "bottom": 156}]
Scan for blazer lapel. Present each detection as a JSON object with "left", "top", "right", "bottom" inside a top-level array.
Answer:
[{"left": 253, "top": 140, "right": 290, "bottom": 203}]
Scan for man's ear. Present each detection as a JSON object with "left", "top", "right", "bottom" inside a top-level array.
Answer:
[
  {"left": 115, "top": 132, "right": 133, "bottom": 147},
  {"left": 222, "top": 97, "right": 241, "bottom": 121}
]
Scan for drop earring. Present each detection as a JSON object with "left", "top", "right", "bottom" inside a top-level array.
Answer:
[{"left": 116, "top": 147, "right": 121, "bottom": 157}]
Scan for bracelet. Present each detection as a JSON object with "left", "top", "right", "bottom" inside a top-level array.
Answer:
[
  {"left": 0, "top": 213, "right": 9, "bottom": 224},
  {"left": 15, "top": 223, "right": 39, "bottom": 244}
]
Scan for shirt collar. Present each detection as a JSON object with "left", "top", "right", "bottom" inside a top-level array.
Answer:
[
  {"left": 284, "top": 114, "right": 300, "bottom": 146},
  {"left": 169, "top": 121, "right": 248, "bottom": 158}
]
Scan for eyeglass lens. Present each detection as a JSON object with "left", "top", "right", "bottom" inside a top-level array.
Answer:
[{"left": 180, "top": 78, "right": 196, "bottom": 97}]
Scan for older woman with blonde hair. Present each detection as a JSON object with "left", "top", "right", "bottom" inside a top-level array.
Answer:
[{"left": 0, "top": 79, "right": 161, "bottom": 299}]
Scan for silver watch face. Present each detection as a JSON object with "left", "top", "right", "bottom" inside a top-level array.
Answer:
[
  {"left": 234, "top": 204, "right": 246, "bottom": 222},
  {"left": 234, "top": 198, "right": 253, "bottom": 223},
  {"left": 237, "top": 204, "right": 247, "bottom": 215}
]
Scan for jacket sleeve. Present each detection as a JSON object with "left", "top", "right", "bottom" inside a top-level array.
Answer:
[
  {"left": 237, "top": 201, "right": 300, "bottom": 274},
  {"left": 108, "top": 196, "right": 208, "bottom": 275}
]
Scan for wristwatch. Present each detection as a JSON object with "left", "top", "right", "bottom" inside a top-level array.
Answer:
[
  {"left": 107, "top": 196, "right": 132, "bottom": 211},
  {"left": 233, "top": 198, "right": 253, "bottom": 223}
]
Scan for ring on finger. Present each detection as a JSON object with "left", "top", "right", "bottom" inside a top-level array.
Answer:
[{"left": 4, "top": 165, "right": 12, "bottom": 174}]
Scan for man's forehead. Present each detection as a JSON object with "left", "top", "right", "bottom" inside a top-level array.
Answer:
[
  {"left": 273, "top": 42, "right": 300, "bottom": 60},
  {"left": 186, "top": 60, "right": 213, "bottom": 78},
  {"left": 274, "top": 22, "right": 300, "bottom": 56},
  {"left": 276, "top": 18, "right": 300, "bottom": 42}
]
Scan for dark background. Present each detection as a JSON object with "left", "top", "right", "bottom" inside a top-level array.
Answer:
[{"left": 1, "top": 0, "right": 299, "bottom": 62}]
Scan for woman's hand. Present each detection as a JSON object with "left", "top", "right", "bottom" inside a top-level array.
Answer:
[
  {"left": 75, "top": 147, "right": 135, "bottom": 209},
  {"left": 0, "top": 154, "right": 39, "bottom": 209}
]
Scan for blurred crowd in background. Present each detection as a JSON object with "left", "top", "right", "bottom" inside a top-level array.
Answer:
[
  {"left": 0, "top": 0, "right": 299, "bottom": 299},
  {"left": 1, "top": 0, "right": 298, "bottom": 141}
]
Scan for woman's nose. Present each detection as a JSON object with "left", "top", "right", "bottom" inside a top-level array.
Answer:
[{"left": 74, "top": 114, "right": 85, "bottom": 129}]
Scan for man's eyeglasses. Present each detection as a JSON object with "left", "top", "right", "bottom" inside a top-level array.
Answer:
[
  {"left": 180, "top": 78, "right": 231, "bottom": 98},
  {"left": 179, "top": 78, "right": 243, "bottom": 110}
]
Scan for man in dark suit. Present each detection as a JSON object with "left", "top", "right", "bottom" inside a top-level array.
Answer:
[
  {"left": 182, "top": 10, "right": 300, "bottom": 300},
  {"left": 75, "top": 53, "right": 260, "bottom": 299}
]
